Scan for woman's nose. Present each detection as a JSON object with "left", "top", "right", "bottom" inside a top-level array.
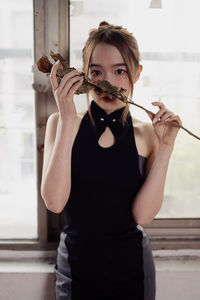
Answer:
[{"left": 103, "top": 72, "right": 115, "bottom": 85}]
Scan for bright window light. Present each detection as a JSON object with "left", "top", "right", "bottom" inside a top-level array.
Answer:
[{"left": 0, "top": 0, "right": 37, "bottom": 238}]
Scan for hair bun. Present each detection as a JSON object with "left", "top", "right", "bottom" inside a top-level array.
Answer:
[{"left": 99, "top": 21, "right": 110, "bottom": 27}]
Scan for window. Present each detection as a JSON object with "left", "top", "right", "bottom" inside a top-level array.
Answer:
[
  {"left": 0, "top": 0, "right": 69, "bottom": 247},
  {"left": 1, "top": 0, "right": 199, "bottom": 250},
  {"left": 0, "top": 0, "right": 37, "bottom": 239}
]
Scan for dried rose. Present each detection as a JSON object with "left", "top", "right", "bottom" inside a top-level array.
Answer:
[{"left": 37, "top": 55, "right": 53, "bottom": 73}]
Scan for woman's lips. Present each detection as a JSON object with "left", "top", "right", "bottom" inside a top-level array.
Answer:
[{"left": 102, "top": 96, "right": 116, "bottom": 102}]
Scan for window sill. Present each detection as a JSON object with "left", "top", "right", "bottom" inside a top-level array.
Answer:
[
  {"left": 0, "top": 249, "right": 56, "bottom": 273},
  {"left": 0, "top": 240, "right": 59, "bottom": 250},
  {"left": 1, "top": 238, "right": 200, "bottom": 250},
  {"left": 0, "top": 249, "right": 200, "bottom": 273},
  {"left": 153, "top": 249, "right": 200, "bottom": 271},
  {"left": 0, "top": 249, "right": 56, "bottom": 261},
  {"left": 0, "top": 260, "right": 55, "bottom": 273}
]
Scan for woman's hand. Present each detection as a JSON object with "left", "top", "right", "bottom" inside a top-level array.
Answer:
[
  {"left": 50, "top": 60, "right": 84, "bottom": 122},
  {"left": 151, "top": 101, "right": 182, "bottom": 147}
]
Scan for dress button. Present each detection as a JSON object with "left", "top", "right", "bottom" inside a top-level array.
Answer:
[
  {"left": 112, "top": 118, "right": 116, "bottom": 122},
  {"left": 100, "top": 117, "right": 104, "bottom": 121}
]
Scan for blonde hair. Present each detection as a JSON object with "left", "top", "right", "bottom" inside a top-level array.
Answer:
[{"left": 82, "top": 21, "right": 141, "bottom": 126}]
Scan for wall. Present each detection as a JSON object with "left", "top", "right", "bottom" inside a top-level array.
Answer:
[{"left": 0, "top": 250, "right": 200, "bottom": 300}]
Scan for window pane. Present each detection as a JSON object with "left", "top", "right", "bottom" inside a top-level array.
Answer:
[
  {"left": 70, "top": 0, "right": 200, "bottom": 218},
  {"left": 0, "top": 0, "right": 37, "bottom": 238}
]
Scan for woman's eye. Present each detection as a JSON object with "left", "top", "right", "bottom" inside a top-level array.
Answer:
[
  {"left": 91, "top": 70, "right": 101, "bottom": 76},
  {"left": 116, "top": 69, "right": 126, "bottom": 75}
]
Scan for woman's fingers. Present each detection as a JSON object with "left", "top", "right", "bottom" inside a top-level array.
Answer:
[
  {"left": 151, "top": 101, "right": 182, "bottom": 145},
  {"left": 156, "top": 107, "right": 168, "bottom": 120},
  {"left": 50, "top": 62, "right": 83, "bottom": 96},
  {"left": 152, "top": 102, "right": 166, "bottom": 124},
  {"left": 161, "top": 111, "right": 173, "bottom": 122},
  {"left": 56, "top": 74, "right": 83, "bottom": 99},
  {"left": 152, "top": 101, "right": 165, "bottom": 109},
  {"left": 61, "top": 74, "right": 83, "bottom": 96},
  {"left": 67, "top": 78, "right": 84, "bottom": 99},
  {"left": 168, "top": 115, "right": 182, "bottom": 125},
  {"left": 152, "top": 107, "right": 167, "bottom": 124},
  {"left": 50, "top": 60, "right": 60, "bottom": 92},
  {"left": 151, "top": 102, "right": 178, "bottom": 125},
  {"left": 58, "top": 69, "right": 83, "bottom": 91},
  {"left": 49, "top": 62, "right": 83, "bottom": 121},
  {"left": 60, "top": 76, "right": 83, "bottom": 98}
]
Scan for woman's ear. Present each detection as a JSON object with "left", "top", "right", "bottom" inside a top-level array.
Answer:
[{"left": 134, "top": 64, "right": 143, "bottom": 83}]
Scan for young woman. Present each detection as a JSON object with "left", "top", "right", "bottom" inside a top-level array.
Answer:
[{"left": 41, "top": 21, "right": 182, "bottom": 300}]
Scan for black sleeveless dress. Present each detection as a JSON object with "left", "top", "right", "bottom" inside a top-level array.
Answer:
[{"left": 62, "top": 100, "right": 148, "bottom": 300}]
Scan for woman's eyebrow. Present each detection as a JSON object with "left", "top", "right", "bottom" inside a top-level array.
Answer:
[
  {"left": 89, "top": 63, "right": 127, "bottom": 68},
  {"left": 88, "top": 64, "right": 101, "bottom": 68},
  {"left": 112, "top": 63, "right": 127, "bottom": 67}
]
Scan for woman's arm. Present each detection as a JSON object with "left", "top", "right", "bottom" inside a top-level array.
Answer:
[
  {"left": 132, "top": 141, "right": 173, "bottom": 225},
  {"left": 41, "top": 115, "right": 76, "bottom": 213},
  {"left": 132, "top": 101, "right": 182, "bottom": 225},
  {"left": 40, "top": 60, "right": 84, "bottom": 213}
]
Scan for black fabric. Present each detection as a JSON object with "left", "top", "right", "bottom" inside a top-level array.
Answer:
[
  {"left": 90, "top": 100, "right": 130, "bottom": 139},
  {"left": 63, "top": 100, "right": 145, "bottom": 300}
]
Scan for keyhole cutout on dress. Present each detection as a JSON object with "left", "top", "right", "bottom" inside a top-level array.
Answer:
[{"left": 98, "top": 126, "right": 116, "bottom": 148}]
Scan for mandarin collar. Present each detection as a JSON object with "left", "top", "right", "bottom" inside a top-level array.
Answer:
[{"left": 90, "top": 100, "right": 131, "bottom": 138}]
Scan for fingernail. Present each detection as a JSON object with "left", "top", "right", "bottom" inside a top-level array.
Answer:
[
  {"left": 152, "top": 117, "right": 157, "bottom": 124},
  {"left": 165, "top": 117, "right": 171, "bottom": 122},
  {"left": 55, "top": 60, "right": 60, "bottom": 65}
]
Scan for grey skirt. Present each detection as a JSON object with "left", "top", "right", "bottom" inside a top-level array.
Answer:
[{"left": 54, "top": 226, "right": 156, "bottom": 300}]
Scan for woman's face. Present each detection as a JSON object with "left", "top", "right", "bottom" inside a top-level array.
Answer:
[{"left": 88, "top": 43, "right": 132, "bottom": 113}]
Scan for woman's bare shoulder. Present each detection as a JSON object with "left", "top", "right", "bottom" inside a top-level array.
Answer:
[
  {"left": 74, "top": 111, "right": 87, "bottom": 130},
  {"left": 132, "top": 116, "right": 154, "bottom": 135},
  {"left": 48, "top": 111, "right": 86, "bottom": 126},
  {"left": 77, "top": 111, "right": 87, "bottom": 119},
  {"left": 132, "top": 116, "right": 158, "bottom": 155},
  {"left": 47, "top": 111, "right": 87, "bottom": 144}
]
